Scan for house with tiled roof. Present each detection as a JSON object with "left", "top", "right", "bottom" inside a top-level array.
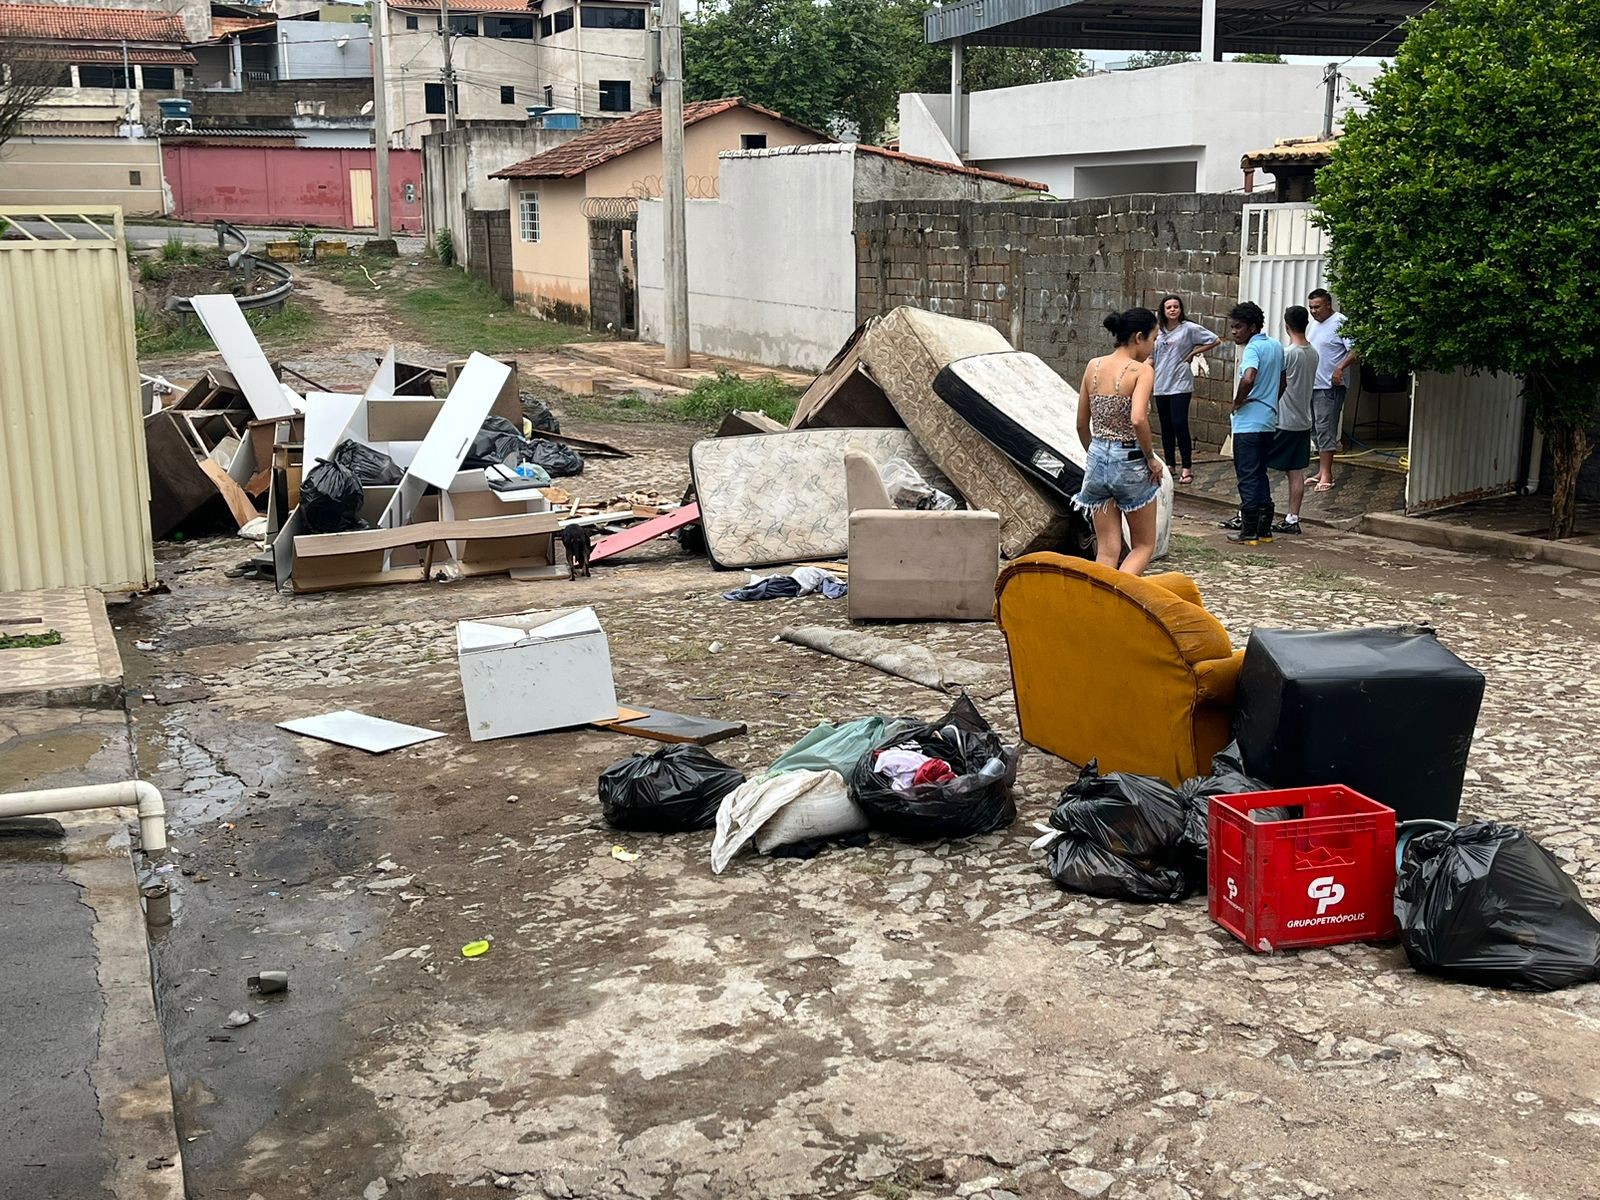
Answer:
[{"left": 484, "top": 97, "right": 830, "bottom": 321}]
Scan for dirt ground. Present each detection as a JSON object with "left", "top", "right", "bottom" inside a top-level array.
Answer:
[{"left": 126, "top": 280, "right": 1600, "bottom": 1200}]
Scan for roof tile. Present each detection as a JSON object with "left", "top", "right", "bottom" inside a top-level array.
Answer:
[
  {"left": 0, "top": 3, "right": 190, "bottom": 43},
  {"left": 492, "top": 98, "right": 829, "bottom": 179}
]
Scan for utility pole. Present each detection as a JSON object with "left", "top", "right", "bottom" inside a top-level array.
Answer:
[
  {"left": 1321, "top": 61, "right": 1340, "bottom": 139},
  {"left": 660, "top": 0, "right": 689, "bottom": 367},
  {"left": 440, "top": 0, "right": 457, "bottom": 130},
  {"left": 372, "top": 0, "right": 393, "bottom": 237},
  {"left": 121, "top": 39, "right": 133, "bottom": 132}
]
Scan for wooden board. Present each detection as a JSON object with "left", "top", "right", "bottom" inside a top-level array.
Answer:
[
  {"left": 594, "top": 706, "right": 746, "bottom": 746},
  {"left": 588, "top": 503, "right": 700, "bottom": 563},
  {"left": 199, "top": 459, "right": 261, "bottom": 530}
]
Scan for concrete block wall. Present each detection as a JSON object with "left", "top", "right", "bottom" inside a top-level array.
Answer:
[{"left": 856, "top": 193, "right": 1247, "bottom": 452}]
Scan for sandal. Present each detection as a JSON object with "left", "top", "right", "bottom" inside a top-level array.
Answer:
[
  {"left": 1178, "top": 469, "right": 1193, "bottom": 485},
  {"left": 1314, "top": 481, "right": 1335, "bottom": 492}
]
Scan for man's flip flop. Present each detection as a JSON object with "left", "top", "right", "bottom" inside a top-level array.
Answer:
[{"left": 1315, "top": 481, "right": 1335, "bottom": 492}]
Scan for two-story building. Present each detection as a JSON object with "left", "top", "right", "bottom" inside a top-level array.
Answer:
[{"left": 383, "top": 0, "right": 655, "bottom": 147}]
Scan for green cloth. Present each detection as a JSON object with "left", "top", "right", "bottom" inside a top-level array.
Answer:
[{"left": 768, "top": 717, "right": 891, "bottom": 778}]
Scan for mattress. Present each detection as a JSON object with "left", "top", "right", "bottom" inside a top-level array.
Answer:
[
  {"left": 933, "top": 350, "right": 1174, "bottom": 561},
  {"left": 859, "top": 308, "right": 1074, "bottom": 558},
  {"left": 690, "top": 428, "right": 952, "bottom": 569}
]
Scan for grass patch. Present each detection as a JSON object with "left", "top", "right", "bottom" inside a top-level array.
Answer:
[
  {"left": 340, "top": 258, "right": 592, "bottom": 354},
  {"left": 0, "top": 630, "right": 62, "bottom": 650},
  {"left": 1168, "top": 533, "right": 1227, "bottom": 565},
  {"left": 561, "top": 392, "right": 665, "bottom": 424},
  {"left": 1301, "top": 566, "right": 1368, "bottom": 592},
  {"left": 136, "top": 300, "right": 317, "bottom": 356},
  {"left": 665, "top": 369, "right": 799, "bottom": 425}
]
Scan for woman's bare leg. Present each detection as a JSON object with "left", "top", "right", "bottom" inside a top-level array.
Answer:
[
  {"left": 1120, "top": 503, "right": 1159, "bottom": 575},
  {"left": 1093, "top": 505, "right": 1123, "bottom": 569}
]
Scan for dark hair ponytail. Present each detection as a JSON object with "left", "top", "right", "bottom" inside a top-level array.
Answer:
[{"left": 1103, "top": 306, "right": 1160, "bottom": 346}]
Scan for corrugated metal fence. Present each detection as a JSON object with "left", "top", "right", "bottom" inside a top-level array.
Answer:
[
  {"left": 1406, "top": 371, "right": 1525, "bottom": 513},
  {"left": 0, "top": 208, "right": 156, "bottom": 592}
]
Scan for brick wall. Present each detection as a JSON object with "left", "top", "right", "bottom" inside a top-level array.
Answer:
[
  {"left": 162, "top": 79, "right": 373, "bottom": 125},
  {"left": 856, "top": 193, "right": 1246, "bottom": 451},
  {"left": 587, "top": 217, "right": 632, "bottom": 334}
]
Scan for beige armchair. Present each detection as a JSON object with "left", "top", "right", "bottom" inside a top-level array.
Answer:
[{"left": 844, "top": 450, "right": 1001, "bottom": 621}]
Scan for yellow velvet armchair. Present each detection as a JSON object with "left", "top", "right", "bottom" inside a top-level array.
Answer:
[{"left": 993, "top": 553, "right": 1244, "bottom": 785}]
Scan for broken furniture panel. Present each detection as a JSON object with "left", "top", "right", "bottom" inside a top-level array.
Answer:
[
  {"left": 790, "top": 321, "right": 903, "bottom": 430},
  {"left": 289, "top": 513, "right": 559, "bottom": 592},
  {"left": 446, "top": 355, "right": 520, "bottom": 426},
  {"left": 594, "top": 707, "right": 747, "bottom": 746},
  {"left": 190, "top": 293, "right": 298, "bottom": 420},
  {"left": 589, "top": 503, "right": 700, "bottom": 564},
  {"left": 689, "top": 429, "right": 951, "bottom": 569},
  {"left": 303, "top": 392, "right": 365, "bottom": 469},
  {"left": 278, "top": 710, "right": 446, "bottom": 754},
  {"left": 457, "top": 606, "right": 620, "bottom": 741}
]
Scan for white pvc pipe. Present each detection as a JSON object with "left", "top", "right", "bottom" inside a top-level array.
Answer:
[{"left": 0, "top": 781, "right": 167, "bottom": 855}]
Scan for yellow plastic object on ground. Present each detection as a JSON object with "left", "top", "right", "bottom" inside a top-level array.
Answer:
[{"left": 461, "top": 939, "right": 490, "bottom": 958}]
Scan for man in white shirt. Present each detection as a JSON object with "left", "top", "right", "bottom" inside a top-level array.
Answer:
[{"left": 1307, "top": 288, "right": 1357, "bottom": 491}]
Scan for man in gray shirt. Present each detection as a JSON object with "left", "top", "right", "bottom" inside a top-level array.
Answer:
[{"left": 1266, "top": 305, "right": 1319, "bottom": 534}]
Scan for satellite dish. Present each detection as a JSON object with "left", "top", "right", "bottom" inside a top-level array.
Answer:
[{"left": 361, "top": 99, "right": 374, "bottom": 115}]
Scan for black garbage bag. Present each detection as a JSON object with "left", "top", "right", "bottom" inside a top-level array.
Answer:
[
  {"left": 848, "top": 698, "right": 1018, "bottom": 839},
  {"left": 522, "top": 394, "right": 561, "bottom": 433},
  {"left": 526, "top": 437, "right": 584, "bottom": 478},
  {"left": 1040, "top": 760, "right": 1192, "bottom": 902},
  {"left": 331, "top": 438, "right": 403, "bottom": 485},
  {"left": 1050, "top": 761, "right": 1186, "bottom": 857},
  {"left": 462, "top": 416, "right": 526, "bottom": 470},
  {"left": 1042, "top": 835, "right": 1193, "bottom": 903},
  {"left": 1395, "top": 822, "right": 1600, "bottom": 991},
  {"left": 598, "top": 744, "right": 746, "bottom": 833},
  {"left": 1176, "top": 740, "right": 1276, "bottom": 890},
  {"left": 299, "top": 460, "right": 366, "bottom": 534}
]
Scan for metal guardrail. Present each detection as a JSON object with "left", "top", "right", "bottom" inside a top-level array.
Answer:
[{"left": 164, "top": 219, "right": 294, "bottom": 316}]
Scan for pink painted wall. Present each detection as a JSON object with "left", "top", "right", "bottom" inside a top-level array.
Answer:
[{"left": 163, "top": 146, "right": 425, "bottom": 232}]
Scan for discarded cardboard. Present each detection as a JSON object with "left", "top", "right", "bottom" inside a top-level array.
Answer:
[
  {"left": 595, "top": 707, "right": 747, "bottom": 746},
  {"left": 290, "top": 512, "right": 560, "bottom": 592},
  {"left": 190, "top": 294, "right": 298, "bottom": 420},
  {"left": 278, "top": 710, "right": 446, "bottom": 754},
  {"left": 457, "top": 607, "right": 620, "bottom": 741},
  {"left": 689, "top": 430, "right": 951, "bottom": 569}
]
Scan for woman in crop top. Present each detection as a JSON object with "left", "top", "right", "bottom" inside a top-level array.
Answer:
[{"left": 1073, "top": 306, "right": 1165, "bottom": 575}]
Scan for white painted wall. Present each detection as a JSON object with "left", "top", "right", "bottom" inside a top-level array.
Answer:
[
  {"left": 902, "top": 61, "right": 1379, "bottom": 198},
  {"left": 638, "top": 147, "right": 858, "bottom": 371},
  {"left": 278, "top": 21, "right": 372, "bottom": 80}
]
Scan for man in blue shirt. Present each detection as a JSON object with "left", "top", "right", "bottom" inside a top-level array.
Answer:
[{"left": 1226, "top": 301, "right": 1284, "bottom": 546}]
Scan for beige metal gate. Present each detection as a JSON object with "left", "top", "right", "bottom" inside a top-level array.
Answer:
[
  {"left": 349, "top": 168, "right": 375, "bottom": 227},
  {"left": 0, "top": 208, "right": 156, "bottom": 592}
]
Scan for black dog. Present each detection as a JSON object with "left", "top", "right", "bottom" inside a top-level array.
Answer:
[{"left": 559, "top": 525, "right": 594, "bottom": 580}]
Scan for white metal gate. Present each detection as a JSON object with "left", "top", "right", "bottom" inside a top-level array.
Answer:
[{"left": 1239, "top": 202, "right": 1328, "bottom": 337}]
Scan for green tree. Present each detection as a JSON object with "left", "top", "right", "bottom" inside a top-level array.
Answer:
[
  {"left": 1314, "top": 0, "right": 1600, "bottom": 538},
  {"left": 683, "top": 0, "right": 838, "bottom": 133},
  {"left": 1124, "top": 50, "right": 1196, "bottom": 69},
  {"left": 684, "top": 0, "right": 1083, "bottom": 144},
  {"left": 1231, "top": 52, "right": 1285, "bottom": 63}
]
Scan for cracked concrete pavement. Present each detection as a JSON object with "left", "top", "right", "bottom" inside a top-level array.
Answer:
[{"left": 111, "top": 409, "right": 1600, "bottom": 1200}]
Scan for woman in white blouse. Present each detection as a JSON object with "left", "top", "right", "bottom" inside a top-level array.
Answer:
[{"left": 1151, "top": 294, "right": 1220, "bottom": 485}]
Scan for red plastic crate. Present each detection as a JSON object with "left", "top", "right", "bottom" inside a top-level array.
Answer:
[{"left": 1208, "top": 785, "right": 1397, "bottom": 953}]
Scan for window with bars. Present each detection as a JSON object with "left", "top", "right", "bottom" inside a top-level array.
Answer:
[{"left": 518, "top": 191, "right": 540, "bottom": 242}]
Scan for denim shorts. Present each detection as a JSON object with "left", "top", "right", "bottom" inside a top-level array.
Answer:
[{"left": 1073, "top": 437, "right": 1160, "bottom": 516}]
